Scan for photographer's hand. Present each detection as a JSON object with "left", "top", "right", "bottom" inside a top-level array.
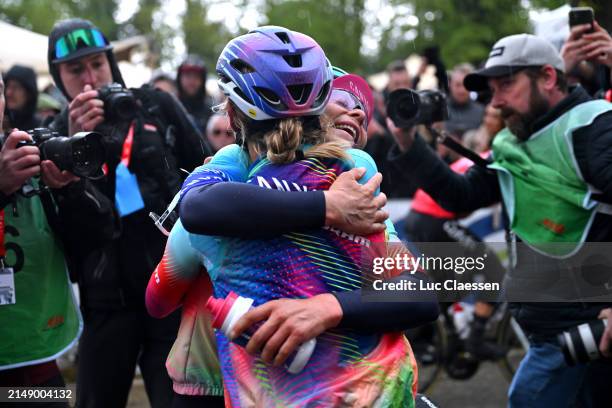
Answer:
[
  {"left": 0, "top": 130, "right": 40, "bottom": 195},
  {"left": 582, "top": 22, "right": 612, "bottom": 68},
  {"left": 562, "top": 24, "right": 591, "bottom": 73},
  {"left": 40, "top": 161, "right": 79, "bottom": 189},
  {"left": 387, "top": 117, "right": 416, "bottom": 152},
  {"left": 324, "top": 168, "right": 388, "bottom": 236},
  {"left": 68, "top": 84, "right": 105, "bottom": 136}
]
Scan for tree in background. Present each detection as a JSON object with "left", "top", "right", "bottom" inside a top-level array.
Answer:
[
  {"left": 531, "top": 0, "right": 612, "bottom": 32},
  {"left": 391, "top": 0, "right": 529, "bottom": 70},
  {"left": 264, "top": 0, "right": 366, "bottom": 73},
  {"left": 0, "top": 0, "right": 119, "bottom": 38},
  {"left": 3, "top": 0, "right": 609, "bottom": 76},
  {"left": 182, "top": 0, "right": 234, "bottom": 70}
]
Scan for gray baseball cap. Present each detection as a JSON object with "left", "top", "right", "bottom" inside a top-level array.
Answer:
[{"left": 464, "top": 34, "right": 565, "bottom": 92}]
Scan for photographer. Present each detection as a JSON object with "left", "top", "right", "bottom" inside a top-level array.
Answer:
[
  {"left": 387, "top": 34, "right": 612, "bottom": 407},
  {"left": 3, "top": 65, "right": 41, "bottom": 132},
  {"left": 46, "top": 18, "right": 210, "bottom": 407},
  {"left": 0, "top": 74, "right": 82, "bottom": 407},
  {"left": 176, "top": 55, "right": 213, "bottom": 134}
]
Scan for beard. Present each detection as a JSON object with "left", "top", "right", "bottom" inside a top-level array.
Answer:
[{"left": 500, "top": 81, "right": 550, "bottom": 141}]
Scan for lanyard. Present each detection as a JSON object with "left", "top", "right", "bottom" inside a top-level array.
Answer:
[
  {"left": 120, "top": 121, "right": 136, "bottom": 167},
  {"left": 0, "top": 209, "right": 5, "bottom": 260}
]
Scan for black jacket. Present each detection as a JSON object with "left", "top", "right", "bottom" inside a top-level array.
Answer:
[
  {"left": 51, "top": 87, "right": 210, "bottom": 309},
  {"left": 3, "top": 65, "right": 41, "bottom": 131},
  {"left": 389, "top": 86, "right": 612, "bottom": 336}
]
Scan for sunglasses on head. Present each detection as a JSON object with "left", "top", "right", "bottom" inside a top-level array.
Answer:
[
  {"left": 329, "top": 89, "right": 368, "bottom": 129},
  {"left": 54, "top": 28, "right": 109, "bottom": 60}
]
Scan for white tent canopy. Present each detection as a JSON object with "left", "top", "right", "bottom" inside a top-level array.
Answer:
[
  {"left": 0, "top": 20, "right": 152, "bottom": 88},
  {"left": 0, "top": 21, "right": 49, "bottom": 74}
]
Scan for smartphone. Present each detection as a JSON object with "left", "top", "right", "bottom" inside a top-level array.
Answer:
[{"left": 569, "top": 7, "right": 594, "bottom": 33}]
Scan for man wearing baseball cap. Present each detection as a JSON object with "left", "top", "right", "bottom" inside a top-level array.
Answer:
[{"left": 387, "top": 33, "right": 612, "bottom": 407}]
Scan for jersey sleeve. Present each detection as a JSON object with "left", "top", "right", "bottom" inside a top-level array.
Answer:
[
  {"left": 179, "top": 144, "right": 249, "bottom": 200},
  {"left": 146, "top": 220, "right": 203, "bottom": 318}
]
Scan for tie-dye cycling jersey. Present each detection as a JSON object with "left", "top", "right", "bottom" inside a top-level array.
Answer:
[{"left": 183, "top": 148, "right": 416, "bottom": 408}]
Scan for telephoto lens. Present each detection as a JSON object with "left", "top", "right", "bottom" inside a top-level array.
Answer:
[
  {"left": 38, "top": 131, "right": 106, "bottom": 178},
  {"left": 386, "top": 88, "right": 448, "bottom": 128},
  {"left": 558, "top": 319, "right": 609, "bottom": 365},
  {"left": 21, "top": 129, "right": 106, "bottom": 178},
  {"left": 386, "top": 89, "right": 421, "bottom": 128}
]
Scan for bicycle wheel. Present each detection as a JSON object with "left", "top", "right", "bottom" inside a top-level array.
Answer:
[
  {"left": 496, "top": 310, "right": 529, "bottom": 381},
  {"left": 405, "top": 316, "right": 447, "bottom": 393}
]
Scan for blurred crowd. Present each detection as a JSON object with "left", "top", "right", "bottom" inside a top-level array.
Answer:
[{"left": 1, "top": 9, "right": 612, "bottom": 408}]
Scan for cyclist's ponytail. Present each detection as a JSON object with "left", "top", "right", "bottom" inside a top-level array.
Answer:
[{"left": 265, "top": 117, "right": 303, "bottom": 163}]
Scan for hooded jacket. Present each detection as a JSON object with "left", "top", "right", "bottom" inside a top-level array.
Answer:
[
  {"left": 47, "top": 18, "right": 124, "bottom": 99},
  {"left": 47, "top": 19, "right": 210, "bottom": 308},
  {"left": 176, "top": 55, "right": 212, "bottom": 133},
  {"left": 4, "top": 65, "right": 41, "bottom": 131}
]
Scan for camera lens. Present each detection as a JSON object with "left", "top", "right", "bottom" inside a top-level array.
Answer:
[
  {"left": 386, "top": 89, "right": 421, "bottom": 128},
  {"left": 39, "top": 132, "right": 105, "bottom": 178},
  {"left": 558, "top": 319, "right": 608, "bottom": 365},
  {"left": 110, "top": 95, "right": 138, "bottom": 121}
]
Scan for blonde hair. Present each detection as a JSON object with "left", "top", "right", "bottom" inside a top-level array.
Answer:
[{"left": 229, "top": 101, "right": 348, "bottom": 164}]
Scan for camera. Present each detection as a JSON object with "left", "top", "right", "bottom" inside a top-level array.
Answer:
[
  {"left": 386, "top": 88, "right": 448, "bottom": 128},
  {"left": 558, "top": 319, "right": 608, "bottom": 365},
  {"left": 18, "top": 128, "right": 105, "bottom": 178},
  {"left": 98, "top": 83, "right": 138, "bottom": 122}
]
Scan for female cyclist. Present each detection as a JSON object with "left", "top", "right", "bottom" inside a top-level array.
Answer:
[{"left": 176, "top": 26, "right": 438, "bottom": 407}]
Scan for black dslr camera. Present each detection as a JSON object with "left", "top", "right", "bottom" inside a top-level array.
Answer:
[
  {"left": 18, "top": 128, "right": 105, "bottom": 178},
  {"left": 98, "top": 83, "right": 138, "bottom": 122},
  {"left": 386, "top": 89, "right": 448, "bottom": 128}
]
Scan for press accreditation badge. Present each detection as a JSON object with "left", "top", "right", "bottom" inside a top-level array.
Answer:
[{"left": 0, "top": 266, "right": 16, "bottom": 305}]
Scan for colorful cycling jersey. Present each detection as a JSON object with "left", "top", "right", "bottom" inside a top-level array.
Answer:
[
  {"left": 183, "top": 149, "right": 416, "bottom": 407},
  {"left": 181, "top": 145, "right": 399, "bottom": 240},
  {"left": 146, "top": 145, "right": 249, "bottom": 396}
]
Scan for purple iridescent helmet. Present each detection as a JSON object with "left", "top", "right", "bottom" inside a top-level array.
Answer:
[{"left": 216, "top": 25, "right": 333, "bottom": 121}]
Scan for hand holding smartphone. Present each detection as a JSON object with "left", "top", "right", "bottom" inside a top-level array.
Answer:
[{"left": 569, "top": 7, "right": 594, "bottom": 35}]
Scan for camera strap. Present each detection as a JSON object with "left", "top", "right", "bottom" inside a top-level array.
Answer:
[{"left": 120, "top": 121, "right": 136, "bottom": 167}]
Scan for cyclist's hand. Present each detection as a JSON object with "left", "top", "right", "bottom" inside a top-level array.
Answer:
[
  {"left": 230, "top": 294, "right": 343, "bottom": 367},
  {"left": 598, "top": 308, "right": 612, "bottom": 357},
  {"left": 324, "top": 168, "right": 388, "bottom": 235}
]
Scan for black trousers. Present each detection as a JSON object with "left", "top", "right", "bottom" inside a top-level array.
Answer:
[
  {"left": 76, "top": 307, "right": 181, "bottom": 408},
  {"left": 171, "top": 393, "right": 225, "bottom": 408}
]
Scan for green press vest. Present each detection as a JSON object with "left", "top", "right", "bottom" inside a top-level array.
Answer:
[
  {"left": 489, "top": 99, "right": 612, "bottom": 258},
  {"left": 0, "top": 190, "right": 81, "bottom": 369}
]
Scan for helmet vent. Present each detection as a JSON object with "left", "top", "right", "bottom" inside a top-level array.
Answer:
[
  {"left": 254, "top": 87, "right": 288, "bottom": 111},
  {"left": 230, "top": 59, "right": 255, "bottom": 74},
  {"left": 234, "top": 87, "right": 253, "bottom": 105},
  {"left": 287, "top": 84, "right": 312, "bottom": 105},
  {"left": 282, "top": 54, "right": 302, "bottom": 68},
  {"left": 313, "top": 80, "right": 331, "bottom": 107},
  {"left": 275, "top": 32, "right": 291, "bottom": 44},
  {"left": 254, "top": 87, "right": 281, "bottom": 105}
]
